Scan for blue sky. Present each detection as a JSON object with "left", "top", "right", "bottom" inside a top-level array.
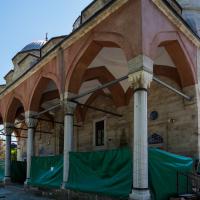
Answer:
[{"left": 0, "top": 0, "right": 92, "bottom": 84}]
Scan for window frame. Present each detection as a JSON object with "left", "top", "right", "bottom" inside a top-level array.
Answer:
[{"left": 93, "top": 117, "right": 107, "bottom": 149}]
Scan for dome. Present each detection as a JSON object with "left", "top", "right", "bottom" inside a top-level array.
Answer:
[
  {"left": 178, "top": 0, "right": 200, "bottom": 36},
  {"left": 178, "top": 0, "right": 200, "bottom": 8},
  {"left": 20, "top": 40, "right": 46, "bottom": 53}
]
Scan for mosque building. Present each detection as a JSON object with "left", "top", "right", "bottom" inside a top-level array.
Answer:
[{"left": 1, "top": 0, "right": 200, "bottom": 199}]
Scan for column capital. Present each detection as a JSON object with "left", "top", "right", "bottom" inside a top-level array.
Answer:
[
  {"left": 25, "top": 111, "right": 38, "bottom": 129},
  {"left": 64, "top": 92, "right": 77, "bottom": 115},
  {"left": 128, "top": 70, "right": 153, "bottom": 90},
  {"left": 64, "top": 102, "right": 77, "bottom": 115},
  {"left": 4, "top": 123, "right": 14, "bottom": 136}
]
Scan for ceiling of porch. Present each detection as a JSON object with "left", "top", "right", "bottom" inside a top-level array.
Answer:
[{"left": 39, "top": 46, "right": 177, "bottom": 109}]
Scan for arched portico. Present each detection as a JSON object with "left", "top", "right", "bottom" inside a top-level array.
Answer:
[
  {"left": 63, "top": 27, "right": 198, "bottom": 199},
  {"left": 24, "top": 75, "right": 62, "bottom": 185}
]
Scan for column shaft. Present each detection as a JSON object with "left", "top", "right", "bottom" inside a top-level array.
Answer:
[
  {"left": 26, "top": 128, "right": 34, "bottom": 183},
  {"left": 4, "top": 124, "right": 13, "bottom": 184},
  {"left": 133, "top": 90, "right": 149, "bottom": 186},
  {"left": 24, "top": 111, "right": 38, "bottom": 186},
  {"left": 63, "top": 113, "right": 73, "bottom": 187},
  {"left": 5, "top": 134, "right": 11, "bottom": 182}
]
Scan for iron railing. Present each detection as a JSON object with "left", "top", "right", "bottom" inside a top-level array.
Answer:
[{"left": 177, "top": 171, "right": 200, "bottom": 198}]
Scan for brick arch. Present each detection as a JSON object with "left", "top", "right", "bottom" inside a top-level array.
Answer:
[
  {"left": 150, "top": 31, "right": 197, "bottom": 87},
  {"left": 65, "top": 31, "right": 132, "bottom": 93},
  {"left": 5, "top": 96, "right": 25, "bottom": 124},
  {"left": 82, "top": 66, "right": 126, "bottom": 107},
  {"left": 154, "top": 65, "right": 181, "bottom": 86},
  {"left": 28, "top": 75, "right": 61, "bottom": 112}
]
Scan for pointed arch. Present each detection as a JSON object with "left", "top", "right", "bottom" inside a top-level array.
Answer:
[
  {"left": 5, "top": 96, "right": 25, "bottom": 124},
  {"left": 82, "top": 66, "right": 126, "bottom": 107},
  {"left": 28, "top": 75, "right": 61, "bottom": 112},
  {"left": 65, "top": 31, "right": 132, "bottom": 93},
  {"left": 150, "top": 31, "right": 197, "bottom": 87}
]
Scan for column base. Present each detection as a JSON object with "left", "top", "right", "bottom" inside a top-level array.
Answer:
[
  {"left": 4, "top": 176, "right": 11, "bottom": 185},
  {"left": 61, "top": 182, "right": 67, "bottom": 190},
  {"left": 24, "top": 178, "right": 30, "bottom": 188},
  {"left": 129, "top": 189, "right": 150, "bottom": 200}
]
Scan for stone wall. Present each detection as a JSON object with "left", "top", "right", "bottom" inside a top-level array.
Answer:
[
  {"left": 75, "top": 77, "right": 198, "bottom": 158},
  {"left": 148, "top": 77, "right": 198, "bottom": 157},
  {"left": 17, "top": 116, "right": 63, "bottom": 160},
  {"left": 75, "top": 94, "right": 132, "bottom": 152}
]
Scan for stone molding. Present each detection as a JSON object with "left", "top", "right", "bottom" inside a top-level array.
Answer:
[
  {"left": 4, "top": 123, "right": 14, "bottom": 136},
  {"left": 128, "top": 55, "right": 154, "bottom": 74},
  {"left": 128, "top": 70, "right": 153, "bottom": 90},
  {"left": 25, "top": 111, "right": 38, "bottom": 128}
]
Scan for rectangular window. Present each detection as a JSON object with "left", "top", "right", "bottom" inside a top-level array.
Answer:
[{"left": 95, "top": 120, "right": 105, "bottom": 147}]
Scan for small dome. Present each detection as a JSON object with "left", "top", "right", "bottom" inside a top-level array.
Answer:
[
  {"left": 20, "top": 40, "right": 46, "bottom": 53},
  {"left": 178, "top": 0, "right": 200, "bottom": 8}
]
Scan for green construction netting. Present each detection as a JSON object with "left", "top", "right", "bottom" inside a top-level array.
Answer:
[
  {"left": 28, "top": 155, "right": 63, "bottom": 189},
  {"left": 0, "top": 160, "right": 26, "bottom": 183},
  {"left": 28, "top": 148, "right": 193, "bottom": 200}
]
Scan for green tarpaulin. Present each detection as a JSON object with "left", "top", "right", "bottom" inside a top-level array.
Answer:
[
  {"left": 66, "top": 148, "right": 132, "bottom": 198},
  {"left": 149, "top": 148, "right": 193, "bottom": 200},
  {"left": 28, "top": 155, "right": 63, "bottom": 189},
  {"left": 28, "top": 148, "right": 193, "bottom": 200},
  {"left": 66, "top": 148, "right": 193, "bottom": 199}
]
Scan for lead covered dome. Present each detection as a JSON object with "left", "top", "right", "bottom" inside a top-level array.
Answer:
[
  {"left": 20, "top": 40, "right": 46, "bottom": 53},
  {"left": 178, "top": 0, "right": 200, "bottom": 36},
  {"left": 8, "top": 39, "right": 47, "bottom": 82}
]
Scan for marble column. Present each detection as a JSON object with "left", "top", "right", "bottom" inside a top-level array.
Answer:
[
  {"left": 62, "top": 102, "right": 75, "bottom": 189},
  {"left": 4, "top": 123, "right": 14, "bottom": 184},
  {"left": 129, "top": 70, "right": 152, "bottom": 200},
  {"left": 24, "top": 111, "right": 38, "bottom": 186}
]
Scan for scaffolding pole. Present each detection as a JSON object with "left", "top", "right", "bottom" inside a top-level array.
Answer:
[
  {"left": 68, "top": 75, "right": 128, "bottom": 101},
  {"left": 153, "top": 77, "right": 192, "bottom": 101},
  {"left": 0, "top": 74, "right": 191, "bottom": 132},
  {"left": 70, "top": 100, "right": 122, "bottom": 117}
]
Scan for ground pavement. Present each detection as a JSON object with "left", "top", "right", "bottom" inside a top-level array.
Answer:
[{"left": 0, "top": 185, "right": 54, "bottom": 200}]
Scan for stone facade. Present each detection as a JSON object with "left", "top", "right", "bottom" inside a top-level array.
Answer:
[{"left": 73, "top": 76, "right": 198, "bottom": 158}]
